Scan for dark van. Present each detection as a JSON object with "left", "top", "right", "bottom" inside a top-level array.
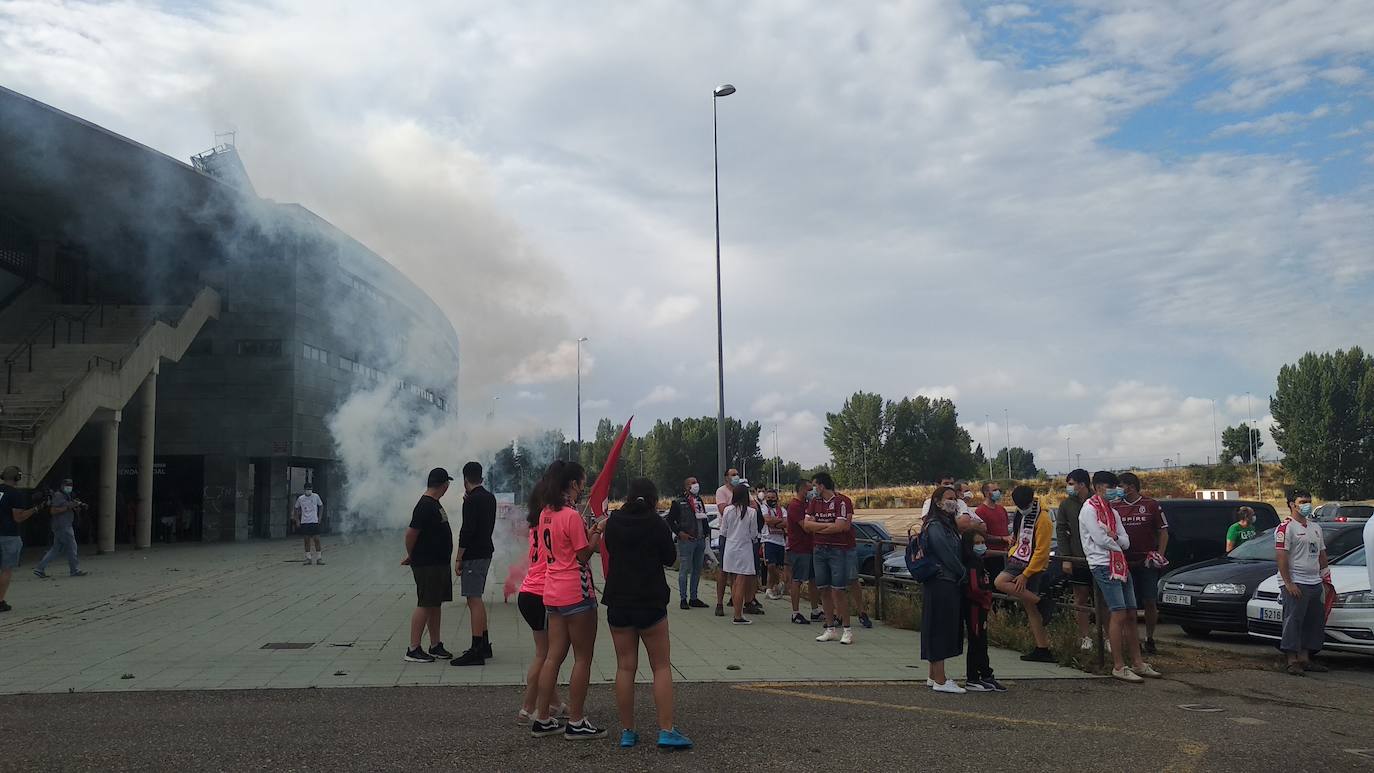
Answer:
[{"left": 1157, "top": 499, "right": 1280, "bottom": 569}]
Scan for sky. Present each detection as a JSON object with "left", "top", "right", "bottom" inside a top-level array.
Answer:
[{"left": 2, "top": 0, "right": 1372, "bottom": 473}]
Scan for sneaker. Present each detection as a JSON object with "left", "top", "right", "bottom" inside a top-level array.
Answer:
[
  {"left": 680, "top": 600, "right": 690, "bottom": 610},
  {"left": 32, "top": 569, "right": 49, "bottom": 579},
  {"left": 714, "top": 604, "right": 725, "bottom": 617},
  {"left": 983, "top": 678, "right": 1008, "bottom": 692},
  {"left": 1111, "top": 667, "right": 1144, "bottom": 683},
  {"left": 530, "top": 717, "right": 562, "bottom": 737},
  {"left": 303, "top": 558, "right": 313, "bottom": 566},
  {"left": 315, "top": 558, "right": 326, "bottom": 565},
  {"left": 840, "top": 627, "right": 854, "bottom": 645},
  {"left": 449, "top": 649, "right": 485, "bottom": 667},
  {"left": 858, "top": 612, "right": 873, "bottom": 629},
  {"left": 732, "top": 617, "right": 752, "bottom": 625},
  {"left": 964, "top": 679, "right": 992, "bottom": 692},
  {"left": 1285, "top": 663, "right": 1306, "bottom": 677},
  {"left": 791, "top": 612, "right": 809, "bottom": 625},
  {"left": 428, "top": 643, "right": 454, "bottom": 659},
  {"left": 619, "top": 729, "right": 638, "bottom": 748},
  {"left": 521, "top": 703, "right": 567, "bottom": 723},
  {"left": 657, "top": 728, "right": 694, "bottom": 750},
  {"left": 0, "top": 600, "right": 11, "bottom": 612},
  {"left": 765, "top": 589, "right": 781, "bottom": 601},
  {"left": 1143, "top": 638, "right": 1157, "bottom": 655},
  {"left": 689, "top": 598, "right": 709, "bottom": 608},
  {"left": 1079, "top": 636, "right": 1093, "bottom": 652},
  {"left": 1105, "top": 640, "right": 1112, "bottom": 654},
  {"left": 1303, "top": 660, "right": 1329, "bottom": 673},
  {"left": 931, "top": 679, "right": 966, "bottom": 694},
  {"left": 404, "top": 647, "right": 436, "bottom": 663},
  {"left": 69, "top": 570, "right": 88, "bottom": 577},
  {"left": 564, "top": 718, "right": 607, "bottom": 740},
  {"left": 481, "top": 639, "right": 494, "bottom": 659},
  {"left": 810, "top": 609, "right": 825, "bottom": 622},
  {"left": 744, "top": 600, "right": 765, "bottom": 615},
  {"left": 1135, "top": 663, "right": 1163, "bottom": 679},
  {"left": 815, "top": 627, "right": 840, "bottom": 643},
  {"left": 1019, "top": 648, "right": 1056, "bottom": 663}
]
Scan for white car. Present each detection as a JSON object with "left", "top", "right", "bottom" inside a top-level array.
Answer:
[{"left": 1246, "top": 546, "right": 1373, "bottom": 655}]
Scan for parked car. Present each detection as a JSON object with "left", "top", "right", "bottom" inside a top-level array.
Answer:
[
  {"left": 1153, "top": 499, "right": 1280, "bottom": 569},
  {"left": 852, "top": 521, "right": 899, "bottom": 579},
  {"left": 1246, "top": 545, "right": 1373, "bottom": 655},
  {"left": 1159, "top": 522, "right": 1368, "bottom": 636},
  {"left": 1313, "top": 502, "right": 1373, "bottom": 525}
]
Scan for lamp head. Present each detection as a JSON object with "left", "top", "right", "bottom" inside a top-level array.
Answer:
[{"left": 713, "top": 84, "right": 736, "bottom": 97}]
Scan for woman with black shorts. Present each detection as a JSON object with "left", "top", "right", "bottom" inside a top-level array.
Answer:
[
  {"left": 602, "top": 478, "right": 693, "bottom": 750},
  {"left": 516, "top": 464, "right": 566, "bottom": 723}
]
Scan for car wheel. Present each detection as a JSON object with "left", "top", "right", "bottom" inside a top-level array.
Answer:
[{"left": 1181, "top": 625, "right": 1210, "bottom": 638}]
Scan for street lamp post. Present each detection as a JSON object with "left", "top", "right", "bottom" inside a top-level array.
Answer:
[
  {"left": 713, "top": 83, "right": 735, "bottom": 486},
  {"left": 576, "top": 336, "right": 588, "bottom": 447}
]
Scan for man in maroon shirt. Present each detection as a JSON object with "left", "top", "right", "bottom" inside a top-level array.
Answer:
[
  {"left": 1112, "top": 472, "right": 1169, "bottom": 654},
  {"left": 803, "top": 473, "right": 857, "bottom": 645},
  {"left": 785, "top": 480, "right": 822, "bottom": 624},
  {"left": 976, "top": 481, "right": 1011, "bottom": 577}
]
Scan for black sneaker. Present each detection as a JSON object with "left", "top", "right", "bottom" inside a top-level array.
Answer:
[
  {"left": 428, "top": 643, "right": 454, "bottom": 659},
  {"left": 983, "top": 678, "right": 1008, "bottom": 692},
  {"left": 689, "top": 599, "right": 709, "bottom": 608},
  {"left": 404, "top": 647, "right": 436, "bottom": 663},
  {"left": 1019, "top": 648, "right": 1056, "bottom": 663},
  {"left": 1143, "top": 638, "right": 1157, "bottom": 655},
  {"left": 530, "top": 718, "right": 562, "bottom": 738},
  {"left": 564, "top": 718, "right": 607, "bottom": 740},
  {"left": 810, "top": 609, "right": 825, "bottom": 622},
  {"left": 33, "top": 569, "right": 49, "bottom": 579},
  {"left": 680, "top": 599, "right": 690, "bottom": 610},
  {"left": 859, "top": 612, "right": 874, "bottom": 629},
  {"left": 744, "top": 600, "right": 765, "bottom": 615},
  {"left": 0, "top": 600, "right": 11, "bottom": 613},
  {"left": 791, "top": 612, "right": 810, "bottom": 625},
  {"left": 481, "top": 640, "right": 493, "bottom": 659},
  {"left": 449, "top": 649, "right": 485, "bottom": 667},
  {"left": 714, "top": 604, "right": 725, "bottom": 617}
]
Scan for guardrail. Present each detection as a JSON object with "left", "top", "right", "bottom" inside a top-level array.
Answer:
[{"left": 4, "top": 302, "right": 108, "bottom": 394}]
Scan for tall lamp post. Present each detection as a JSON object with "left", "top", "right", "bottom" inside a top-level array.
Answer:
[
  {"left": 576, "top": 336, "right": 588, "bottom": 447},
  {"left": 713, "top": 83, "right": 736, "bottom": 486}
]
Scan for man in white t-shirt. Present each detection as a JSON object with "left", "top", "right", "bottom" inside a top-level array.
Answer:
[
  {"left": 1276, "top": 490, "right": 1328, "bottom": 675},
  {"left": 292, "top": 483, "right": 325, "bottom": 565},
  {"left": 713, "top": 468, "right": 740, "bottom": 615},
  {"left": 760, "top": 489, "right": 788, "bottom": 599}
]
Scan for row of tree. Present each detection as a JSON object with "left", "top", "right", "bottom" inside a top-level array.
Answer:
[{"left": 1270, "top": 347, "right": 1373, "bottom": 499}]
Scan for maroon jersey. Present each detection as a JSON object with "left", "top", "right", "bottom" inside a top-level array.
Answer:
[
  {"left": 785, "top": 498, "right": 813, "bottom": 553},
  {"left": 1112, "top": 496, "right": 1168, "bottom": 559},
  {"left": 806, "top": 493, "right": 856, "bottom": 549}
]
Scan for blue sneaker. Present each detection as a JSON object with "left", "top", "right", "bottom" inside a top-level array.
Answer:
[
  {"left": 619, "top": 729, "right": 638, "bottom": 748},
  {"left": 657, "top": 728, "right": 693, "bottom": 750}
]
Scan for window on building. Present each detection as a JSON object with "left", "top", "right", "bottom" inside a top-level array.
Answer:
[
  {"left": 303, "top": 344, "right": 329, "bottom": 364},
  {"left": 237, "top": 339, "right": 282, "bottom": 357}
]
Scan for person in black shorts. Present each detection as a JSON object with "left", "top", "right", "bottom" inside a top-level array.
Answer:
[
  {"left": 451, "top": 461, "right": 498, "bottom": 666},
  {"left": 602, "top": 478, "right": 692, "bottom": 750},
  {"left": 401, "top": 468, "right": 455, "bottom": 663}
]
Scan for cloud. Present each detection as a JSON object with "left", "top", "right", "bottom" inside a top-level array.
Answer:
[
  {"left": 1320, "top": 65, "right": 1366, "bottom": 85},
  {"left": 581, "top": 399, "right": 611, "bottom": 412},
  {"left": 635, "top": 385, "right": 679, "bottom": 407},
  {"left": 984, "top": 4, "right": 1034, "bottom": 26},
  {"left": 515, "top": 390, "right": 545, "bottom": 400},
  {"left": 648, "top": 294, "right": 700, "bottom": 327},
  {"left": 1065, "top": 380, "right": 1090, "bottom": 398},
  {"left": 751, "top": 391, "right": 788, "bottom": 414},
  {"left": 508, "top": 341, "right": 592, "bottom": 385},
  {"left": 1211, "top": 105, "right": 1331, "bottom": 138},
  {"left": 914, "top": 385, "right": 961, "bottom": 401}
]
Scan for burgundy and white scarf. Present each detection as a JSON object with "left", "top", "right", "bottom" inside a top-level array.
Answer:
[{"left": 1090, "top": 494, "right": 1129, "bottom": 582}]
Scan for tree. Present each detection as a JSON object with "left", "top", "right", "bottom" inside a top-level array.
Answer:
[
  {"left": 881, "top": 394, "right": 977, "bottom": 483},
  {"left": 823, "top": 391, "right": 885, "bottom": 488},
  {"left": 1220, "top": 423, "right": 1264, "bottom": 464},
  {"left": 972, "top": 444, "right": 989, "bottom": 478},
  {"left": 1270, "top": 347, "right": 1374, "bottom": 499},
  {"left": 992, "top": 447, "right": 1038, "bottom": 479}
]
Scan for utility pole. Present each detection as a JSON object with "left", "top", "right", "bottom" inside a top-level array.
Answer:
[{"left": 1004, "top": 408, "right": 1013, "bottom": 479}]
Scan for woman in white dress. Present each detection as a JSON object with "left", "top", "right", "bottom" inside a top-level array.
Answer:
[{"left": 721, "top": 485, "right": 759, "bottom": 624}]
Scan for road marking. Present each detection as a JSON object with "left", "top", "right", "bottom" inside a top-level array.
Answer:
[
  {"left": 1230, "top": 717, "right": 1267, "bottom": 725},
  {"left": 735, "top": 683, "right": 1209, "bottom": 772}
]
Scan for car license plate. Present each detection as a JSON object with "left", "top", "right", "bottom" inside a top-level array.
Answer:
[
  {"left": 1162, "top": 592, "right": 1191, "bottom": 606},
  {"left": 1261, "top": 607, "right": 1283, "bottom": 622}
]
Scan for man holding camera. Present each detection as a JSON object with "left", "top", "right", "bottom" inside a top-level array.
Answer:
[
  {"left": 1, "top": 466, "right": 48, "bottom": 612},
  {"left": 35, "top": 477, "right": 88, "bottom": 579}
]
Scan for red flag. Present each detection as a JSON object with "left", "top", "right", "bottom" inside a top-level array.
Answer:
[{"left": 588, "top": 416, "right": 634, "bottom": 520}]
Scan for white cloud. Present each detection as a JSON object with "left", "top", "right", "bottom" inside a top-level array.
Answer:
[
  {"left": 581, "top": 399, "right": 610, "bottom": 412},
  {"left": 1320, "top": 65, "right": 1365, "bottom": 85},
  {"left": 635, "top": 385, "right": 679, "bottom": 407},
  {"left": 1065, "top": 380, "right": 1090, "bottom": 398},
  {"left": 984, "top": 4, "right": 1034, "bottom": 26},
  {"left": 914, "top": 385, "right": 961, "bottom": 401},
  {"left": 514, "top": 390, "right": 545, "bottom": 400},
  {"left": 751, "top": 391, "right": 789, "bottom": 414},
  {"left": 508, "top": 341, "right": 592, "bottom": 385},
  {"left": 648, "top": 294, "right": 700, "bottom": 327},
  {"left": 1211, "top": 105, "right": 1331, "bottom": 138}
]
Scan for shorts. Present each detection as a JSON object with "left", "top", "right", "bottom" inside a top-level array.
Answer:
[
  {"left": 763, "top": 542, "right": 786, "bottom": 566},
  {"left": 460, "top": 557, "right": 492, "bottom": 598},
  {"left": 411, "top": 564, "right": 453, "bottom": 608},
  {"left": 0, "top": 536, "right": 21, "bottom": 570},
  {"left": 517, "top": 591, "right": 547, "bottom": 632},
  {"left": 299, "top": 522, "right": 320, "bottom": 536},
  {"left": 547, "top": 596, "right": 597, "bottom": 617},
  {"left": 1130, "top": 566, "right": 1160, "bottom": 605},
  {"left": 999, "top": 561, "right": 1027, "bottom": 580},
  {"left": 787, "top": 551, "right": 813, "bottom": 583},
  {"left": 606, "top": 606, "right": 668, "bottom": 630},
  {"left": 812, "top": 545, "right": 853, "bottom": 590},
  {"left": 1090, "top": 566, "right": 1138, "bottom": 612}
]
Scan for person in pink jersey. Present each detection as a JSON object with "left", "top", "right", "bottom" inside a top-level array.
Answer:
[
  {"left": 516, "top": 463, "right": 567, "bottom": 724},
  {"left": 531, "top": 461, "right": 607, "bottom": 741}
]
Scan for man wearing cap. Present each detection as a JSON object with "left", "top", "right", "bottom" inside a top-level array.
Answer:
[
  {"left": 401, "top": 468, "right": 456, "bottom": 663},
  {"left": 0, "top": 466, "right": 46, "bottom": 613},
  {"left": 34, "top": 477, "right": 88, "bottom": 578}
]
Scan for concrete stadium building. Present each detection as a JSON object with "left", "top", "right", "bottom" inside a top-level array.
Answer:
[{"left": 0, "top": 85, "right": 459, "bottom": 551}]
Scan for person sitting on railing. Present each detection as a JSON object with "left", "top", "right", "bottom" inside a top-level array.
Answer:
[{"left": 995, "top": 485, "right": 1055, "bottom": 663}]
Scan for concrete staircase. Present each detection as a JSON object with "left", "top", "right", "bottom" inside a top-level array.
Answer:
[{"left": 0, "top": 287, "right": 221, "bottom": 481}]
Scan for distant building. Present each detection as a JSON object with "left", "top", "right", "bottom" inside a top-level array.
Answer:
[{"left": 0, "top": 85, "right": 458, "bottom": 549}]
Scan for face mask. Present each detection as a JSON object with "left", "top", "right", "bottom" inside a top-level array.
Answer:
[
  {"left": 730, "top": 476, "right": 741, "bottom": 486},
  {"left": 766, "top": 499, "right": 778, "bottom": 506},
  {"left": 939, "top": 500, "right": 958, "bottom": 514},
  {"left": 1297, "top": 503, "right": 1313, "bottom": 517},
  {"left": 1106, "top": 487, "right": 1124, "bottom": 502},
  {"left": 62, "top": 486, "right": 73, "bottom": 495},
  {"left": 973, "top": 544, "right": 988, "bottom": 556},
  {"left": 806, "top": 489, "right": 818, "bottom": 501},
  {"left": 689, "top": 483, "right": 700, "bottom": 495},
  {"left": 990, "top": 491, "right": 1003, "bottom": 504},
  {"left": 1065, "top": 486, "right": 1077, "bottom": 498}
]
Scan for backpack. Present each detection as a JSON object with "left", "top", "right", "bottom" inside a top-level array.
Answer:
[{"left": 905, "top": 528, "right": 941, "bottom": 582}]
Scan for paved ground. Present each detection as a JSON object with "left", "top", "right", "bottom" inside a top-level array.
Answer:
[
  {"left": 4, "top": 670, "right": 1373, "bottom": 772},
  {"left": 0, "top": 535, "right": 1079, "bottom": 694}
]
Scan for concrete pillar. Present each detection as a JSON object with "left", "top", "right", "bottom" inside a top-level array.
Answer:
[
  {"left": 97, "top": 410, "right": 121, "bottom": 554},
  {"left": 269, "top": 458, "right": 290, "bottom": 538},
  {"left": 135, "top": 369, "right": 157, "bottom": 549}
]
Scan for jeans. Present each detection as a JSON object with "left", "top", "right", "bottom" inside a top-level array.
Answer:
[
  {"left": 678, "top": 536, "right": 706, "bottom": 601},
  {"left": 36, "top": 526, "right": 80, "bottom": 575},
  {"left": 1090, "top": 565, "right": 1138, "bottom": 611}
]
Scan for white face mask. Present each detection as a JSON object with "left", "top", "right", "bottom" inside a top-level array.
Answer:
[
  {"left": 689, "top": 483, "right": 700, "bottom": 495},
  {"left": 939, "top": 500, "right": 959, "bottom": 514}
]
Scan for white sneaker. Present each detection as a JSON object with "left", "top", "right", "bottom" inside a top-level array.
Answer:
[
  {"left": 931, "top": 679, "right": 966, "bottom": 694},
  {"left": 815, "top": 627, "right": 840, "bottom": 643},
  {"left": 840, "top": 627, "right": 854, "bottom": 645},
  {"left": 1079, "top": 636, "right": 1093, "bottom": 651},
  {"left": 315, "top": 557, "right": 326, "bottom": 565},
  {"left": 1112, "top": 667, "right": 1144, "bottom": 683},
  {"left": 1135, "top": 663, "right": 1162, "bottom": 679},
  {"left": 765, "top": 590, "right": 781, "bottom": 601},
  {"left": 1105, "top": 639, "right": 1112, "bottom": 654},
  {"left": 303, "top": 557, "right": 313, "bottom": 566}
]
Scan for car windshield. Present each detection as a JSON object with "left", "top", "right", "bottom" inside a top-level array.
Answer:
[
  {"left": 1227, "top": 528, "right": 1278, "bottom": 560},
  {"left": 1338, "top": 505, "right": 1374, "bottom": 519},
  {"left": 1334, "top": 546, "right": 1367, "bottom": 567}
]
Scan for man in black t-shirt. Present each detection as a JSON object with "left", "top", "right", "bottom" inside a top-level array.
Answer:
[
  {"left": 451, "top": 461, "right": 498, "bottom": 666},
  {"left": 402, "top": 468, "right": 455, "bottom": 663},
  {"left": 0, "top": 466, "right": 45, "bottom": 613}
]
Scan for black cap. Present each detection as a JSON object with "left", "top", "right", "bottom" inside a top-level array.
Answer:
[{"left": 427, "top": 467, "right": 453, "bottom": 487}]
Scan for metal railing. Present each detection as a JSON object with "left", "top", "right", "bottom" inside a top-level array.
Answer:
[{"left": 4, "top": 302, "right": 108, "bottom": 394}]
